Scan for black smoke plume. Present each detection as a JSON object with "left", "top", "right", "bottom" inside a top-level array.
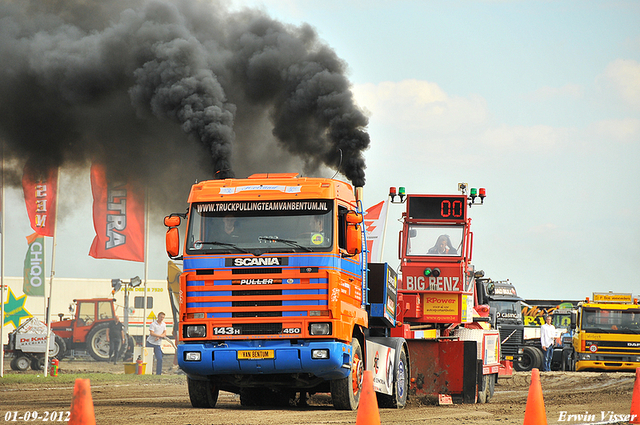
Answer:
[{"left": 0, "top": 0, "right": 370, "bottom": 210}]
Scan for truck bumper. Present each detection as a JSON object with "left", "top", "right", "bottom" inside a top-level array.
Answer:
[
  {"left": 178, "top": 340, "right": 352, "bottom": 380},
  {"left": 576, "top": 353, "right": 640, "bottom": 372}
]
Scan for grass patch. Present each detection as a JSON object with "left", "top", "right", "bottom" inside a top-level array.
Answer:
[{"left": 0, "top": 373, "right": 185, "bottom": 388}]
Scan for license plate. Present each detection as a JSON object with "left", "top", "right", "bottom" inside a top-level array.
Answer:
[
  {"left": 506, "top": 355, "right": 513, "bottom": 360},
  {"left": 238, "top": 350, "right": 274, "bottom": 360}
]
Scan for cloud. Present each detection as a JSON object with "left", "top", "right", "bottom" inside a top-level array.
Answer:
[
  {"left": 587, "top": 118, "right": 640, "bottom": 144},
  {"left": 479, "top": 123, "right": 563, "bottom": 153},
  {"left": 599, "top": 59, "right": 640, "bottom": 108},
  {"left": 525, "top": 83, "right": 584, "bottom": 102},
  {"left": 353, "top": 79, "right": 567, "bottom": 156},
  {"left": 352, "top": 79, "right": 488, "bottom": 133}
]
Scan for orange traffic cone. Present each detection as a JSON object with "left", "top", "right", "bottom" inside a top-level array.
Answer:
[
  {"left": 356, "top": 370, "right": 380, "bottom": 425},
  {"left": 523, "top": 368, "right": 547, "bottom": 425},
  {"left": 69, "top": 378, "right": 96, "bottom": 425},
  {"left": 630, "top": 368, "right": 640, "bottom": 424}
]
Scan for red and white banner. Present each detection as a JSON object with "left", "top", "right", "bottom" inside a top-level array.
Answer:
[
  {"left": 22, "top": 162, "right": 58, "bottom": 237},
  {"left": 364, "top": 200, "right": 388, "bottom": 263},
  {"left": 88, "top": 163, "right": 145, "bottom": 262}
]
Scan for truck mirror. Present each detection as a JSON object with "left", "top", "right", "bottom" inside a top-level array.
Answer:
[
  {"left": 165, "top": 215, "right": 181, "bottom": 227},
  {"left": 570, "top": 311, "right": 577, "bottom": 329},
  {"left": 166, "top": 227, "right": 180, "bottom": 258},
  {"left": 345, "top": 222, "right": 362, "bottom": 255},
  {"left": 345, "top": 211, "right": 363, "bottom": 224}
]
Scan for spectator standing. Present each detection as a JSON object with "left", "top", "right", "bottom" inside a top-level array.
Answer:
[
  {"left": 106, "top": 317, "right": 125, "bottom": 365},
  {"left": 147, "top": 312, "right": 166, "bottom": 375},
  {"left": 540, "top": 315, "right": 556, "bottom": 371}
]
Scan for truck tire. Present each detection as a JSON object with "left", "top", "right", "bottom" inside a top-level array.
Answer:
[
  {"left": 563, "top": 350, "right": 575, "bottom": 371},
  {"left": 187, "top": 377, "right": 219, "bottom": 408},
  {"left": 331, "top": 338, "right": 363, "bottom": 410},
  {"left": 377, "top": 348, "right": 408, "bottom": 408},
  {"left": 531, "top": 347, "right": 544, "bottom": 370},
  {"left": 86, "top": 323, "right": 110, "bottom": 361},
  {"left": 517, "top": 346, "right": 543, "bottom": 372},
  {"left": 486, "top": 373, "right": 496, "bottom": 402},
  {"left": 11, "top": 355, "right": 30, "bottom": 371},
  {"left": 477, "top": 375, "right": 488, "bottom": 404}
]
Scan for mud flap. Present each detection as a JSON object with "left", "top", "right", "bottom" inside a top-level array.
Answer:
[
  {"left": 461, "top": 342, "right": 478, "bottom": 403},
  {"left": 407, "top": 339, "right": 478, "bottom": 402}
]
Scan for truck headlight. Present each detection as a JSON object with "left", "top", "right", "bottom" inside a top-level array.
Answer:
[
  {"left": 312, "top": 349, "right": 329, "bottom": 359},
  {"left": 184, "top": 352, "right": 201, "bottom": 361},
  {"left": 185, "top": 325, "right": 206, "bottom": 338},
  {"left": 309, "top": 323, "right": 331, "bottom": 336}
]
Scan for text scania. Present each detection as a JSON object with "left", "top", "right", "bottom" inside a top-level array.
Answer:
[
  {"left": 105, "top": 184, "right": 127, "bottom": 249},
  {"left": 197, "top": 201, "right": 328, "bottom": 213},
  {"left": 405, "top": 276, "right": 461, "bottom": 291},
  {"left": 234, "top": 258, "right": 283, "bottom": 267}
]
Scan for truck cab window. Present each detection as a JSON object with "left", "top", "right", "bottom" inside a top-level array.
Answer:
[
  {"left": 186, "top": 200, "right": 334, "bottom": 254},
  {"left": 406, "top": 225, "right": 463, "bottom": 256}
]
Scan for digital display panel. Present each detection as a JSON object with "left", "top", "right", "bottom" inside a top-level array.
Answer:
[{"left": 407, "top": 196, "right": 467, "bottom": 221}]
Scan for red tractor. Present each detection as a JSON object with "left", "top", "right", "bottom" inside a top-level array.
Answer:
[{"left": 50, "top": 298, "right": 133, "bottom": 361}]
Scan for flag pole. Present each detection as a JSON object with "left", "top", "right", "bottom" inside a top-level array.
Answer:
[
  {"left": 1, "top": 144, "right": 5, "bottom": 378},
  {"left": 141, "top": 188, "right": 149, "bottom": 350},
  {"left": 379, "top": 196, "right": 391, "bottom": 263},
  {"left": 43, "top": 167, "right": 60, "bottom": 377}
]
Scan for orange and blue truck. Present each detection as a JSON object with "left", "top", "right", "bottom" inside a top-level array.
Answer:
[{"left": 164, "top": 174, "right": 500, "bottom": 408}]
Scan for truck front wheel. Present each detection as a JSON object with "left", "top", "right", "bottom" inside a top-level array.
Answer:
[
  {"left": 331, "top": 338, "right": 363, "bottom": 410},
  {"left": 516, "top": 346, "right": 543, "bottom": 372},
  {"left": 188, "top": 377, "right": 219, "bottom": 408}
]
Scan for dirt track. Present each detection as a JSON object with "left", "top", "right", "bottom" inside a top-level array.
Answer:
[{"left": 1, "top": 357, "right": 638, "bottom": 425}]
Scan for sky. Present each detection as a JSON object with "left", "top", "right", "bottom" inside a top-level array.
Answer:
[{"left": 2, "top": 0, "right": 639, "bottom": 301}]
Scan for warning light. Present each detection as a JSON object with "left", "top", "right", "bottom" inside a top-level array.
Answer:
[
  {"left": 390, "top": 186, "right": 407, "bottom": 203},
  {"left": 468, "top": 186, "right": 487, "bottom": 207},
  {"left": 424, "top": 268, "right": 440, "bottom": 278}
]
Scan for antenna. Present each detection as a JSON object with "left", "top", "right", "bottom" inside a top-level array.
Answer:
[{"left": 331, "top": 149, "right": 343, "bottom": 180}]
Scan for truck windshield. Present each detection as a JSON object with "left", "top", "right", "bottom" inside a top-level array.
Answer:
[
  {"left": 406, "top": 224, "right": 463, "bottom": 256},
  {"left": 490, "top": 300, "right": 522, "bottom": 321},
  {"left": 581, "top": 308, "right": 640, "bottom": 334},
  {"left": 186, "top": 200, "right": 333, "bottom": 254}
]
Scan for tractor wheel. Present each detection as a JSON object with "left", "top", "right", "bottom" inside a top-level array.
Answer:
[
  {"left": 11, "top": 355, "right": 30, "bottom": 371},
  {"left": 86, "top": 323, "right": 111, "bottom": 361},
  {"left": 50, "top": 336, "right": 67, "bottom": 360},
  {"left": 377, "top": 347, "right": 408, "bottom": 408},
  {"left": 187, "top": 377, "right": 219, "bottom": 408},
  {"left": 330, "top": 337, "right": 363, "bottom": 410}
]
